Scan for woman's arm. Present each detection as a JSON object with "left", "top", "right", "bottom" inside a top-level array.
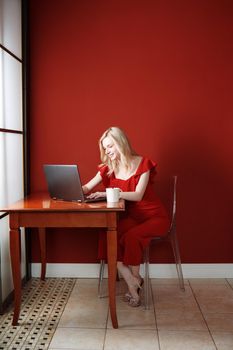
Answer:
[
  {"left": 84, "top": 170, "right": 150, "bottom": 201},
  {"left": 120, "top": 171, "right": 150, "bottom": 201},
  {"left": 82, "top": 172, "right": 103, "bottom": 194}
]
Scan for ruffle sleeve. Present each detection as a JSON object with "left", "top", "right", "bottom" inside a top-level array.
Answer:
[
  {"left": 98, "top": 164, "right": 110, "bottom": 187},
  {"left": 137, "top": 157, "right": 157, "bottom": 182}
]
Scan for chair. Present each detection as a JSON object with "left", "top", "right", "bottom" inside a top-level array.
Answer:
[
  {"left": 98, "top": 176, "right": 185, "bottom": 303},
  {"left": 143, "top": 175, "right": 185, "bottom": 309},
  {"left": 98, "top": 259, "right": 105, "bottom": 297},
  {"left": 98, "top": 260, "right": 120, "bottom": 298}
]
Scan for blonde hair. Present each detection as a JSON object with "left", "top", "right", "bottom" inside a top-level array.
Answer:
[{"left": 99, "top": 126, "right": 137, "bottom": 174}]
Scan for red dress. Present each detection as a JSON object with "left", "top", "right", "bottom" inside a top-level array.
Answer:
[{"left": 98, "top": 157, "right": 170, "bottom": 265}]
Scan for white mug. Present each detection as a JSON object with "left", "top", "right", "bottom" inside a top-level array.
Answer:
[{"left": 106, "top": 187, "right": 120, "bottom": 203}]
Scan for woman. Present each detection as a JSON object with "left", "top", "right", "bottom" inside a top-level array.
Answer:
[{"left": 83, "top": 126, "right": 169, "bottom": 307}]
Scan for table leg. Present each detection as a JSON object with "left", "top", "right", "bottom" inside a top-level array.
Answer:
[
  {"left": 10, "top": 228, "right": 21, "bottom": 326},
  {"left": 38, "top": 228, "right": 46, "bottom": 280},
  {"left": 107, "top": 228, "right": 118, "bottom": 329}
]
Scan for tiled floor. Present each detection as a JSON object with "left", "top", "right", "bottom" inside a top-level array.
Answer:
[{"left": 1, "top": 277, "right": 233, "bottom": 349}]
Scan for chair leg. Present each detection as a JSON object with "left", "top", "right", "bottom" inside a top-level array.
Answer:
[
  {"left": 98, "top": 259, "right": 105, "bottom": 298},
  {"left": 170, "top": 231, "right": 185, "bottom": 291},
  {"left": 143, "top": 246, "right": 150, "bottom": 309},
  {"left": 98, "top": 260, "right": 120, "bottom": 298}
]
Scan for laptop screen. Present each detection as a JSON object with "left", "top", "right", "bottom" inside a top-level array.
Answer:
[{"left": 43, "top": 164, "right": 85, "bottom": 202}]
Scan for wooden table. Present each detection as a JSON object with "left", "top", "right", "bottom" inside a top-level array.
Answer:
[{"left": 1, "top": 192, "right": 125, "bottom": 328}]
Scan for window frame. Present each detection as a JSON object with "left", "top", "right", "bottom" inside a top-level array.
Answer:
[{"left": 0, "top": 0, "right": 30, "bottom": 311}]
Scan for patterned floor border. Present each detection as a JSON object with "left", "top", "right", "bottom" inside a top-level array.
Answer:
[{"left": 0, "top": 278, "right": 76, "bottom": 350}]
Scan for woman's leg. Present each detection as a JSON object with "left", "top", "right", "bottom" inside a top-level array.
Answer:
[
  {"left": 121, "top": 216, "right": 170, "bottom": 266},
  {"left": 117, "top": 261, "right": 142, "bottom": 304},
  {"left": 117, "top": 216, "right": 169, "bottom": 306},
  {"left": 130, "top": 265, "right": 141, "bottom": 280},
  {"left": 117, "top": 217, "right": 145, "bottom": 304},
  {"left": 117, "top": 217, "right": 138, "bottom": 262}
]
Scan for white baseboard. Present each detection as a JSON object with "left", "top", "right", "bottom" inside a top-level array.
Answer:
[{"left": 31, "top": 263, "right": 233, "bottom": 279}]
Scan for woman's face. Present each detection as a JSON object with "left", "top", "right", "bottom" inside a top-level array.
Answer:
[{"left": 102, "top": 136, "right": 120, "bottom": 161}]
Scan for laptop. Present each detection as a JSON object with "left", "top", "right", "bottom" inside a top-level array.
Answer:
[{"left": 43, "top": 164, "right": 106, "bottom": 203}]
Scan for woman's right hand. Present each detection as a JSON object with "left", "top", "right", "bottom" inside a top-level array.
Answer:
[{"left": 86, "top": 191, "right": 106, "bottom": 199}]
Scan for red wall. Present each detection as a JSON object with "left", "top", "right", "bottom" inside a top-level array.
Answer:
[{"left": 29, "top": 0, "right": 233, "bottom": 263}]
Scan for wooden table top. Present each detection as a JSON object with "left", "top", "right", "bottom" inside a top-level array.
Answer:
[{"left": 0, "top": 192, "right": 125, "bottom": 212}]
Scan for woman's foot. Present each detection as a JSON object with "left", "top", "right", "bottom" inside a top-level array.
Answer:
[
  {"left": 122, "top": 291, "right": 132, "bottom": 302},
  {"left": 127, "top": 277, "right": 144, "bottom": 307},
  {"left": 128, "top": 296, "right": 141, "bottom": 307},
  {"left": 123, "top": 278, "right": 144, "bottom": 303}
]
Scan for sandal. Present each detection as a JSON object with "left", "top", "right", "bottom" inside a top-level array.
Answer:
[
  {"left": 128, "top": 278, "right": 144, "bottom": 307},
  {"left": 137, "top": 278, "right": 144, "bottom": 293},
  {"left": 123, "top": 278, "right": 144, "bottom": 302},
  {"left": 128, "top": 296, "right": 141, "bottom": 307},
  {"left": 122, "top": 292, "right": 132, "bottom": 302}
]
